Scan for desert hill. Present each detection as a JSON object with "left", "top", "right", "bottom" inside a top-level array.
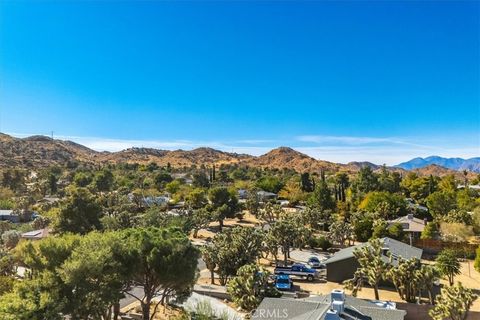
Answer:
[{"left": 0, "top": 133, "right": 474, "bottom": 178}]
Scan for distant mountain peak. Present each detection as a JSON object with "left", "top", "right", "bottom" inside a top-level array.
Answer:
[{"left": 397, "top": 156, "right": 480, "bottom": 173}]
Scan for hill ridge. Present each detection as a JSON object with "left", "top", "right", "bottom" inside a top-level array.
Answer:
[{"left": 0, "top": 133, "right": 475, "bottom": 177}]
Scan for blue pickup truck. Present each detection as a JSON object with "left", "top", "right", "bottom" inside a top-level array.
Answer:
[
  {"left": 274, "top": 274, "right": 293, "bottom": 291},
  {"left": 274, "top": 263, "right": 319, "bottom": 282}
]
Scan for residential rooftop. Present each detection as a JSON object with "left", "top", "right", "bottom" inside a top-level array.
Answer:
[
  {"left": 252, "top": 289, "right": 406, "bottom": 320},
  {"left": 324, "top": 237, "right": 422, "bottom": 266}
]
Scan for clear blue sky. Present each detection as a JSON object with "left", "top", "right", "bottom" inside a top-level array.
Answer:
[{"left": 0, "top": 1, "right": 479, "bottom": 164}]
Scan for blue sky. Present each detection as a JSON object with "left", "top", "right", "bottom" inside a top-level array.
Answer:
[{"left": 0, "top": 1, "right": 478, "bottom": 165}]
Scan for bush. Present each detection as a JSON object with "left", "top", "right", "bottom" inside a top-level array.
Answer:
[
  {"left": 1, "top": 230, "right": 20, "bottom": 249},
  {"left": 309, "top": 236, "right": 332, "bottom": 251}
]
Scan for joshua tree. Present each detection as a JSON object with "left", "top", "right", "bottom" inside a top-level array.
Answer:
[
  {"left": 344, "top": 238, "right": 390, "bottom": 300},
  {"left": 429, "top": 282, "right": 477, "bottom": 320}
]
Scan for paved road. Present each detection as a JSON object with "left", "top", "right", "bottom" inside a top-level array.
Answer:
[{"left": 120, "top": 286, "right": 144, "bottom": 308}]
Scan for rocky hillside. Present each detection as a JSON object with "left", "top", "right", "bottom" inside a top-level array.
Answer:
[
  {"left": 0, "top": 133, "right": 99, "bottom": 168},
  {"left": 0, "top": 134, "right": 251, "bottom": 169},
  {"left": 245, "top": 147, "right": 340, "bottom": 172},
  {"left": 0, "top": 134, "right": 474, "bottom": 177}
]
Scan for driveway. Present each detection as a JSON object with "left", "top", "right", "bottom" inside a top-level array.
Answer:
[{"left": 289, "top": 249, "right": 330, "bottom": 264}]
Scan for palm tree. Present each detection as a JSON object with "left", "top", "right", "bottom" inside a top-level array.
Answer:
[{"left": 436, "top": 249, "right": 461, "bottom": 286}]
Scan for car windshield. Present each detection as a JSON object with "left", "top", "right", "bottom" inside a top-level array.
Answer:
[{"left": 277, "top": 278, "right": 290, "bottom": 284}]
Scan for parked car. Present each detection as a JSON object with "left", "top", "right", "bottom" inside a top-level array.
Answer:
[
  {"left": 274, "top": 263, "right": 319, "bottom": 281},
  {"left": 307, "top": 256, "right": 326, "bottom": 270},
  {"left": 275, "top": 274, "right": 293, "bottom": 291}
]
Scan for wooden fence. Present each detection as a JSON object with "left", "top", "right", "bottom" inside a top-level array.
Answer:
[{"left": 414, "top": 239, "right": 478, "bottom": 257}]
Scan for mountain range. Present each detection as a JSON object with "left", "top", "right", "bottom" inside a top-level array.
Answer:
[
  {"left": 396, "top": 156, "right": 480, "bottom": 173},
  {"left": 0, "top": 133, "right": 477, "bottom": 178}
]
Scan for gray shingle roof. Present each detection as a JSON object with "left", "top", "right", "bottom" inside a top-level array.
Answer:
[
  {"left": 252, "top": 295, "right": 406, "bottom": 320},
  {"left": 324, "top": 237, "right": 422, "bottom": 265}
]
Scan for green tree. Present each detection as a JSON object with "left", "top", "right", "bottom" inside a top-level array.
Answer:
[
  {"left": 201, "top": 246, "right": 217, "bottom": 285},
  {"left": 1, "top": 230, "right": 20, "bottom": 249},
  {"left": 378, "top": 166, "right": 401, "bottom": 193},
  {"left": 0, "top": 278, "right": 63, "bottom": 320},
  {"left": 93, "top": 169, "right": 114, "bottom": 192},
  {"left": 300, "top": 173, "right": 314, "bottom": 192},
  {"left": 208, "top": 187, "right": 239, "bottom": 231},
  {"left": 436, "top": 249, "right": 461, "bottom": 286},
  {"left": 154, "top": 171, "right": 173, "bottom": 190},
  {"left": 73, "top": 171, "right": 92, "bottom": 187},
  {"left": 0, "top": 275, "right": 15, "bottom": 295},
  {"left": 257, "top": 202, "right": 283, "bottom": 225},
  {"left": 0, "top": 249, "right": 14, "bottom": 276},
  {"left": 227, "top": 264, "right": 279, "bottom": 311},
  {"left": 308, "top": 180, "right": 335, "bottom": 211},
  {"left": 474, "top": 246, "right": 480, "bottom": 273},
  {"left": 185, "top": 188, "right": 207, "bottom": 210},
  {"left": 334, "top": 172, "right": 349, "bottom": 202},
  {"left": 165, "top": 180, "right": 182, "bottom": 194},
  {"left": 426, "top": 191, "right": 457, "bottom": 218},
  {"left": 421, "top": 221, "right": 439, "bottom": 240},
  {"left": 328, "top": 219, "right": 354, "bottom": 247},
  {"left": 358, "top": 191, "right": 407, "bottom": 219},
  {"left": 415, "top": 264, "right": 440, "bottom": 305},
  {"left": 268, "top": 218, "right": 308, "bottom": 265},
  {"left": 344, "top": 238, "right": 390, "bottom": 300},
  {"left": 351, "top": 213, "right": 374, "bottom": 242},
  {"left": 58, "top": 231, "right": 132, "bottom": 320},
  {"left": 386, "top": 258, "right": 422, "bottom": 303},
  {"left": 245, "top": 188, "right": 262, "bottom": 217},
  {"left": 53, "top": 187, "right": 103, "bottom": 234},
  {"left": 401, "top": 173, "right": 437, "bottom": 203},
  {"left": 206, "top": 226, "right": 263, "bottom": 285},
  {"left": 192, "top": 171, "right": 210, "bottom": 188},
  {"left": 47, "top": 173, "right": 58, "bottom": 194},
  {"left": 352, "top": 166, "right": 379, "bottom": 198},
  {"left": 429, "top": 282, "right": 477, "bottom": 320},
  {"left": 256, "top": 176, "right": 284, "bottom": 194},
  {"left": 190, "top": 208, "right": 212, "bottom": 238},
  {"left": 122, "top": 227, "right": 199, "bottom": 320}
]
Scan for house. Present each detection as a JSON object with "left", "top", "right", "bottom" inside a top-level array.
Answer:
[
  {"left": 237, "top": 189, "right": 248, "bottom": 199},
  {"left": 406, "top": 198, "right": 428, "bottom": 212},
  {"left": 388, "top": 214, "right": 427, "bottom": 241},
  {"left": 257, "top": 190, "right": 278, "bottom": 201},
  {"left": 252, "top": 289, "right": 406, "bottom": 320},
  {"left": 458, "top": 184, "right": 480, "bottom": 190},
  {"left": 324, "top": 237, "right": 423, "bottom": 283},
  {"left": 0, "top": 210, "right": 19, "bottom": 223},
  {"left": 39, "top": 196, "right": 60, "bottom": 204},
  {"left": 143, "top": 196, "right": 170, "bottom": 206},
  {"left": 21, "top": 228, "right": 50, "bottom": 240}
]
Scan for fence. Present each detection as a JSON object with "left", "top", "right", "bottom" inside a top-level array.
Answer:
[{"left": 414, "top": 239, "right": 478, "bottom": 257}]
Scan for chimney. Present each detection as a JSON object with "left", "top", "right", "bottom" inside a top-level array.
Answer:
[
  {"left": 407, "top": 213, "right": 413, "bottom": 220},
  {"left": 331, "top": 289, "right": 345, "bottom": 302},
  {"left": 330, "top": 289, "right": 345, "bottom": 315}
]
